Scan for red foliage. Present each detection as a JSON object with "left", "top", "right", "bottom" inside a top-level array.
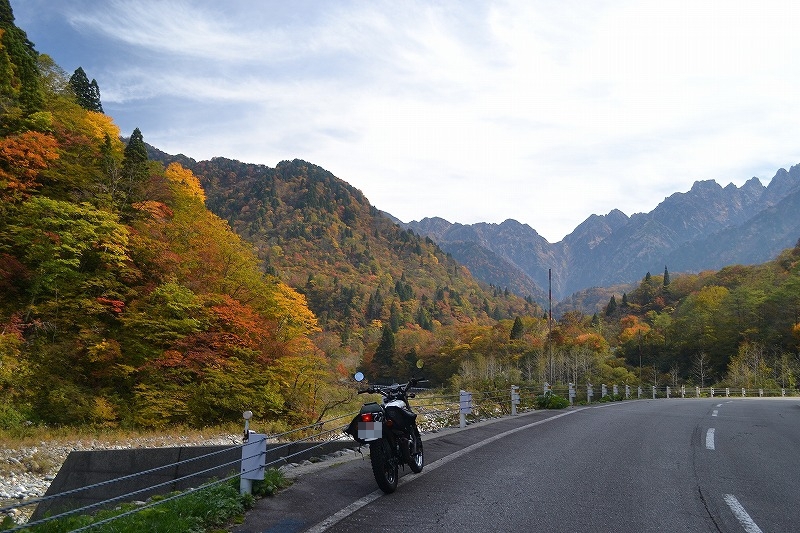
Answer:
[
  {"left": 0, "top": 253, "right": 30, "bottom": 296},
  {"left": 96, "top": 297, "right": 125, "bottom": 314}
]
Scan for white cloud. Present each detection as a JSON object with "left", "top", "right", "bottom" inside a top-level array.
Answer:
[{"left": 22, "top": 0, "right": 800, "bottom": 242}]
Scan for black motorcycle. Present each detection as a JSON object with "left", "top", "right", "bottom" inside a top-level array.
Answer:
[{"left": 344, "top": 372, "right": 425, "bottom": 493}]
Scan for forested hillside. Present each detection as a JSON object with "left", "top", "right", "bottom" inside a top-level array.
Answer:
[
  {"left": 155, "top": 145, "right": 800, "bottom": 395},
  {"left": 146, "top": 154, "right": 543, "bottom": 383},
  {"left": 0, "top": 4, "right": 328, "bottom": 429},
  {"left": 2, "top": 2, "right": 798, "bottom": 436}
]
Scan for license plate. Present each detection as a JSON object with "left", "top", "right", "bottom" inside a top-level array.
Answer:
[{"left": 357, "top": 421, "right": 382, "bottom": 441}]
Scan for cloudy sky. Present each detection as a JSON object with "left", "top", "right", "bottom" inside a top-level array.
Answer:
[{"left": 12, "top": 0, "right": 800, "bottom": 242}]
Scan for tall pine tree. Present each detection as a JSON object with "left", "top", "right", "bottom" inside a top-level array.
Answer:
[
  {"left": 119, "top": 127, "right": 149, "bottom": 213},
  {"left": 69, "top": 66, "right": 103, "bottom": 112},
  {"left": 510, "top": 316, "right": 524, "bottom": 340},
  {"left": 0, "top": 0, "right": 43, "bottom": 115}
]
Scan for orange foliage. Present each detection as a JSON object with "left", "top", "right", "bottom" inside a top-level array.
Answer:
[
  {"left": 618, "top": 314, "right": 651, "bottom": 344},
  {"left": 210, "top": 295, "right": 274, "bottom": 352},
  {"left": 574, "top": 332, "right": 607, "bottom": 352},
  {"left": 0, "top": 131, "right": 59, "bottom": 201},
  {"left": 132, "top": 200, "right": 174, "bottom": 221}
]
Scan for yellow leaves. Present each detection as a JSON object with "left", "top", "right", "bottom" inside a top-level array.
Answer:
[
  {"left": 87, "top": 339, "right": 122, "bottom": 364},
  {"left": 694, "top": 285, "right": 729, "bottom": 310},
  {"left": 165, "top": 162, "right": 206, "bottom": 202},
  {"left": 82, "top": 111, "right": 121, "bottom": 144},
  {"left": 270, "top": 281, "right": 320, "bottom": 340},
  {"left": 90, "top": 397, "right": 118, "bottom": 427}
]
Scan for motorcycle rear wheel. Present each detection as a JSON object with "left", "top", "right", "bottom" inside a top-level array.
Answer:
[
  {"left": 369, "top": 439, "right": 398, "bottom": 493},
  {"left": 409, "top": 427, "right": 424, "bottom": 473}
]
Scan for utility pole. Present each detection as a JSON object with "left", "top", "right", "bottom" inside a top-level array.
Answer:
[{"left": 548, "top": 268, "right": 553, "bottom": 384}]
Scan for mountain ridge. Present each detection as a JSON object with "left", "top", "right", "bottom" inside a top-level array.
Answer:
[
  {"left": 148, "top": 139, "right": 800, "bottom": 307},
  {"left": 404, "top": 165, "right": 800, "bottom": 303}
]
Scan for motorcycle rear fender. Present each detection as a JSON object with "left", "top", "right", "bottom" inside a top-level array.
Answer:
[{"left": 345, "top": 402, "right": 385, "bottom": 443}]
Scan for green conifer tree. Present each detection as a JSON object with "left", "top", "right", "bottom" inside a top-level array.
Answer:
[
  {"left": 0, "top": 0, "right": 43, "bottom": 114},
  {"left": 605, "top": 295, "right": 618, "bottom": 316},
  {"left": 69, "top": 67, "right": 103, "bottom": 112},
  {"left": 373, "top": 325, "right": 396, "bottom": 377},
  {"left": 510, "top": 316, "right": 524, "bottom": 340},
  {"left": 119, "top": 127, "right": 149, "bottom": 213}
]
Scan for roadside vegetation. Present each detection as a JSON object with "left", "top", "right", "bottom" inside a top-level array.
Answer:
[{"left": 0, "top": 471, "right": 290, "bottom": 532}]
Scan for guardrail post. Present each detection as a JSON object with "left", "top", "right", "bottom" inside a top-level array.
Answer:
[
  {"left": 696, "top": 386, "right": 700, "bottom": 398},
  {"left": 511, "top": 385, "right": 520, "bottom": 415},
  {"left": 587, "top": 383, "right": 593, "bottom": 404},
  {"left": 759, "top": 388, "right": 763, "bottom": 397},
  {"left": 241, "top": 433, "right": 267, "bottom": 495},
  {"left": 681, "top": 385, "right": 686, "bottom": 398},
  {"left": 568, "top": 382, "right": 576, "bottom": 405},
  {"left": 711, "top": 387, "right": 715, "bottom": 397},
  {"left": 601, "top": 384, "right": 607, "bottom": 398},
  {"left": 240, "top": 411, "right": 267, "bottom": 496},
  {"left": 625, "top": 384, "right": 630, "bottom": 399},
  {"left": 637, "top": 386, "right": 642, "bottom": 399},
  {"left": 666, "top": 386, "right": 671, "bottom": 399},
  {"left": 725, "top": 387, "right": 730, "bottom": 397},
  {"left": 741, "top": 388, "right": 746, "bottom": 397},
  {"left": 782, "top": 388, "right": 786, "bottom": 397},
  {"left": 459, "top": 390, "right": 473, "bottom": 428}
]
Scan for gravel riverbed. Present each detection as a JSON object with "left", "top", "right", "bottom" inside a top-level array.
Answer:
[{"left": 1, "top": 432, "right": 239, "bottom": 522}]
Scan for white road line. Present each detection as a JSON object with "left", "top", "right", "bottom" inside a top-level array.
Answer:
[
  {"left": 706, "top": 428, "right": 715, "bottom": 450},
  {"left": 716, "top": 403, "right": 723, "bottom": 407},
  {"left": 712, "top": 410, "right": 718, "bottom": 417},
  {"left": 724, "top": 494, "right": 763, "bottom": 533},
  {"left": 305, "top": 409, "right": 584, "bottom": 532}
]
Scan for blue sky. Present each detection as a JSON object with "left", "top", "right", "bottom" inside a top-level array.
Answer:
[{"left": 11, "top": 0, "right": 800, "bottom": 242}]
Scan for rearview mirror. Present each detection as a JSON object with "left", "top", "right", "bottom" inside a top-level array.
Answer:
[{"left": 354, "top": 371, "right": 365, "bottom": 382}]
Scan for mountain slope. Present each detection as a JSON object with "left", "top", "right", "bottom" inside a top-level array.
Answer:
[
  {"left": 406, "top": 164, "right": 800, "bottom": 302},
  {"left": 146, "top": 154, "right": 541, "bottom": 337}
]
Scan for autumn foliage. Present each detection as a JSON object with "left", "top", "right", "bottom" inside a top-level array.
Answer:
[
  {"left": 0, "top": 6, "right": 337, "bottom": 429},
  {"left": 0, "top": 130, "right": 58, "bottom": 201}
]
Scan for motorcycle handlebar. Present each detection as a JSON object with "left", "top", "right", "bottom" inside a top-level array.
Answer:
[{"left": 357, "top": 377, "right": 428, "bottom": 395}]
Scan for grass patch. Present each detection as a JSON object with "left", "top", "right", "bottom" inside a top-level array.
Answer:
[{"left": 1, "top": 469, "right": 290, "bottom": 533}]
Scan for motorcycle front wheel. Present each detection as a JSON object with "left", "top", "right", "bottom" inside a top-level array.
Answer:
[
  {"left": 369, "top": 439, "right": 398, "bottom": 493},
  {"left": 409, "top": 427, "right": 424, "bottom": 473}
]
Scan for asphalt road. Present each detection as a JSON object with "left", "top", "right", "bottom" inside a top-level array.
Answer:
[{"left": 234, "top": 399, "right": 800, "bottom": 533}]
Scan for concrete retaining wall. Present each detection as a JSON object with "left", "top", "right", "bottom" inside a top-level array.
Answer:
[{"left": 32, "top": 439, "right": 355, "bottom": 520}]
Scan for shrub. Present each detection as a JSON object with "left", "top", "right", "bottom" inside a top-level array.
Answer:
[
  {"left": 535, "top": 392, "right": 569, "bottom": 409},
  {"left": 0, "top": 405, "right": 27, "bottom": 431}
]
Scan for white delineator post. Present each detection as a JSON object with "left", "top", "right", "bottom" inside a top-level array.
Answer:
[
  {"left": 511, "top": 386, "right": 520, "bottom": 415},
  {"left": 240, "top": 410, "right": 267, "bottom": 495},
  {"left": 459, "top": 390, "right": 473, "bottom": 429}
]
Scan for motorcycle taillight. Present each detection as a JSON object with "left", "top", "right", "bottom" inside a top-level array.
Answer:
[{"left": 360, "top": 413, "right": 374, "bottom": 422}]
